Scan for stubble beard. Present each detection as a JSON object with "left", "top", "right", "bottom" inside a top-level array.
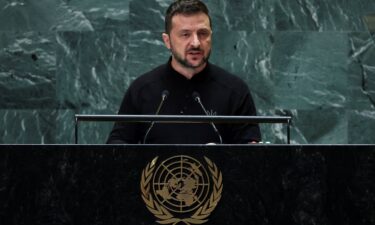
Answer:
[{"left": 170, "top": 44, "right": 211, "bottom": 70}]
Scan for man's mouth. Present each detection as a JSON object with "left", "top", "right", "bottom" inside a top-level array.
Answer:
[{"left": 187, "top": 50, "right": 203, "bottom": 56}]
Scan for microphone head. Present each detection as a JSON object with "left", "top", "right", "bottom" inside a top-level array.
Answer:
[
  {"left": 192, "top": 91, "right": 200, "bottom": 101},
  {"left": 162, "top": 90, "right": 169, "bottom": 99}
]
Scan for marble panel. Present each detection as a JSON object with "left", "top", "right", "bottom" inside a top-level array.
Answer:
[
  {"left": 0, "top": 0, "right": 59, "bottom": 32},
  {"left": 211, "top": 31, "right": 348, "bottom": 110},
  {"left": 258, "top": 108, "right": 347, "bottom": 144},
  {"left": 129, "top": 0, "right": 172, "bottom": 31},
  {"left": 0, "top": 31, "right": 56, "bottom": 109},
  {"left": 275, "top": 0, "right": 375, "bottom": 31},
  {"left": 55, "top": 0, "right": 129, "bottom": 31},
  {"left": 128, "top": 30, "right": 170, "bottom": 78},
  {"left": 56, "top": 109, "right": 113, "bottom": 144},
  {"left": 56, "top": 30, "right": 128, "bottom": 112},
  {"left": 0, "top": 0, "right": 374, "bottom": 144},
  {"left": 364, "top": 14, "right": 375, "bottom": 31},
  {"left": 348, "top": 32, "right": 375, "bottom": 110},
  {"left": 207, "top": 0, "right": 275, "bottom": 31},
  {"left": 129, "top": 0, "right": 274, "bottom": 32},
  {"left": 271, "top": 32, "right": 348, "bottom": 109},
  {"left": 364, "top": 14, "right": 375, "bottom": 45},
  {"left": 210, "top": 31, "right": 274, "bottom": 109},
  {"left": 290, "top": 109, "right": 348, "bottom": 144},
  {"left": 56, "top": 109, "right": 76, "bottom": 144},
  {"left": 348, "top": 110, "right": 375, "bottom": 144},
  {"left": 257, "top": 109, "right": 292, "bottom": 144},
  {"left": 0, "top": 110, "right": 56, "bottom": 144}
]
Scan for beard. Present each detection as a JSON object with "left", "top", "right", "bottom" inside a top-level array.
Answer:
[{"left": 169, "top": 44, "right": 211, "bottom": 69}]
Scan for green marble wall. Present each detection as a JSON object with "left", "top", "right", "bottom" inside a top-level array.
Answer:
[{"left": 1, "top": 0, "right": 375, "bottom": 144}]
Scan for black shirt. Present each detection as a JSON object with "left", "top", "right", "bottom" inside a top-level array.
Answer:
[{"left": 107, "top": 59, "right": 261, "bottom": 144}]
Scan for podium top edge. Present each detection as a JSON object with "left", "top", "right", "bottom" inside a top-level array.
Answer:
[{"left": 74, "top": 114, "right": 292, "bottom": 123}]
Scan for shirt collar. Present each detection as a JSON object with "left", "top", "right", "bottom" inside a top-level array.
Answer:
[{"left": 165, "top": 57, "right": 211, "bottom": 83}]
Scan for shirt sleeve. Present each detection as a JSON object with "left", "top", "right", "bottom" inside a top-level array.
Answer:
[{"left": 230, "top": 83, "right": 262, "bottom": 143}]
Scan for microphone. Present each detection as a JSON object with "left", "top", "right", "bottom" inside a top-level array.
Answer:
[
  {"left": 192, "top": 91, "right": 223, "bottom": 144},
  {"left": 143, "top": 90, "right": 169, "bottom": 144}
]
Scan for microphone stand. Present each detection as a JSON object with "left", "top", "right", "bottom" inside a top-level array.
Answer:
[
  {"left": 143, "top": 90, "right": 169, "bottom": 144},
  {"left": 192, "top": 92, "right": 223, "bottom": 144}
]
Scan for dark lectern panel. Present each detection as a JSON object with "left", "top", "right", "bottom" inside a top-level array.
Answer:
[{"left": 0, "top": 145, "right": 374, "bottom": 225}]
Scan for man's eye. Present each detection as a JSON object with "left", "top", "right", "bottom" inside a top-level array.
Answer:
[
  {"left": 180, "top": 32, "right": 190, "bottom": 37},
  {"left": 198, "top": 31, "right": 210, "bottom": 37}
]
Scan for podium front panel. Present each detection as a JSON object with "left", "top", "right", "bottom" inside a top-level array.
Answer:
[{"left": 0, "top": 144, "right": 374, "bottom": 225}]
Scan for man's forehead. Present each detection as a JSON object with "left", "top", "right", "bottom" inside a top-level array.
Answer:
[{"left": 171, "top": 13, "right": 211, "bottom": 30}]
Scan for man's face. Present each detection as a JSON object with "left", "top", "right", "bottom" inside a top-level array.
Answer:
[{"left": 163, "top": 12, "right": 212, "bottom": 71}]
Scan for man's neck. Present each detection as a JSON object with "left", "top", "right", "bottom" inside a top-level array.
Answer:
[{"left": 171, "top": 59, "right": 206, "bottom": 80}]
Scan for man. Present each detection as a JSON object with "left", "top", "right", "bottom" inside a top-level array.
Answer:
[{"left": 107, "top": 0, "right": 261, "bottom": 144}]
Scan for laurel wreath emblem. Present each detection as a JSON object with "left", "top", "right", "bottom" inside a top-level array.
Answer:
[{"left": 140, "top": 156, "right": 223, "bottom": 225}]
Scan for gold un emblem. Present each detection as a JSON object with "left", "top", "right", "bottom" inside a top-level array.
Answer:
[{"left": 140, "top": 155, "right": 223, "bottom": 225}]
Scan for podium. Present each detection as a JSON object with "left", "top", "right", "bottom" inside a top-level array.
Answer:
[{"left": 0, "top": 144, "right": 374, "bottom": 225}]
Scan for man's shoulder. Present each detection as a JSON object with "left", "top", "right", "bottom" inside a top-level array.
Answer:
[{"left": 129, "top": 64, "right": 167, "bottom": 91}]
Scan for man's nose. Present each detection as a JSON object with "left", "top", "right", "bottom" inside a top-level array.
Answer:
[{"left": 191, "top": 34, "right": 200, "bottom": 47}]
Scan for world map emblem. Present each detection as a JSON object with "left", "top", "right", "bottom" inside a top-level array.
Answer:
[{"left": 140, "top": 155, "right": 223, "bottom": 225}]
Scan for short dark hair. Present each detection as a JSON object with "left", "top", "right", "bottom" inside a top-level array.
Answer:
[{"left": 165, "top": 0, "right": 212, "bottom": 34}]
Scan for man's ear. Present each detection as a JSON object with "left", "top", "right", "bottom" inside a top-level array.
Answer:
[{"left": 162, "top": 33, "right": 171, "bottom": 49}]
